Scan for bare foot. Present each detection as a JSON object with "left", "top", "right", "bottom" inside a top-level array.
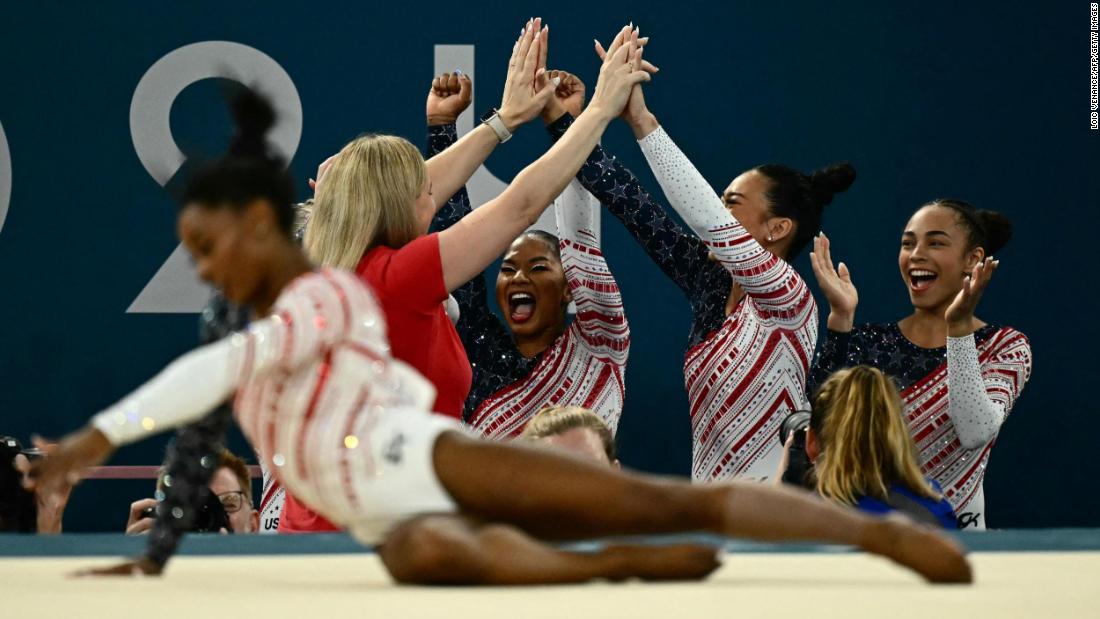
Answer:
[
  {"left": 603, "top": 543, "right": 721, "bottom": 582},
  {"left": 861, "top": 515, "right": 973, "bottom": 584}
]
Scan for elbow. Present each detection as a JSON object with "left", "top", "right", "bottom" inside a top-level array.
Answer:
[{"left": 956, "top": 428, "right": 996, "bottom": 451}]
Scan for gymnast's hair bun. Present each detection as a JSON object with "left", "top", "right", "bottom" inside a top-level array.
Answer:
[
  {"left": 228, "top": 86, "right": 278, "bottom": 163},
  {"left": 808, "top": 163, "right": 857, "bottom": 208},
  {"left": 976, "top": 209, "right": 1013, "bottom": 255}
]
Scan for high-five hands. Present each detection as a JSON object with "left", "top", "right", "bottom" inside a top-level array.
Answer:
[
  {"left": 587, "top": 25, "right": 653, "bottom": 122},
  {"left": 594, "top": 26, "right": 659, "bottom": 135},
  {"left": 497, "top": 17, "right": 555, "bottom": 131}
]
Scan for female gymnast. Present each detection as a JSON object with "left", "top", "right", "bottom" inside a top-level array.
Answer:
[
  {"left": 782, "top": 366, "right": 957, "bottom": 528},
  {"left": 425, "top": 72, "right": 629, "bottom": 438},
  {"left": 544, "top": 52, "right": 854, "bottom": 481},
  {"left": 26, "top": 26, "right": 970, "bottom": 585},
  {"left": 809, "top": 200, "right": 1031, "bottom": 530}
]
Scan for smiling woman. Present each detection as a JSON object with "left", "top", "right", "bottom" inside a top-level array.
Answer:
[
  {"left": 426, "top": 75, "right": 630, "bottom": 439},
  {"left": 809, "top": 199, "right": 1033, "bottom": 530}
]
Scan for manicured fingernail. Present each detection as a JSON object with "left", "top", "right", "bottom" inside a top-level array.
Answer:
[{"left": 552, "top": 76, "right": 561, "bottom": 86}]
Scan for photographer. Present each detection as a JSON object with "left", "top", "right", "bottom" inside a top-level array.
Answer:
[
  {"left": 125, "top": 448, "right": 258, "bottom": 535},
  {"left": 1, "top": 436, "right": 72, "bottom": 533},
  {"left": 776, "top": 366, "right": 958, "bottom": 529}
]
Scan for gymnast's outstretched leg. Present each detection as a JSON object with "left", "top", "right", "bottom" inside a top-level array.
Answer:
[
  {"left": 379, "top": 514, "right": 719, "bottom": 585},
  {"left": 424, "top": 432, "right": 971, "bottom": 584}
]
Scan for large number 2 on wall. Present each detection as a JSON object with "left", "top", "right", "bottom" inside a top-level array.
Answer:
[
  {"left": 128, "top": 41, "right": 302, "bottom": 313},
  {"left": 0, "top": 122, "right": 10, "bottom": 238},
  {"left": 128, "top": 43, "right": 559, "bottom": 314}
]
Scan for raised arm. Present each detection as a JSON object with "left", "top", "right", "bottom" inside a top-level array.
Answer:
[
  {"left": 943, "top": 257, "right": 1032, "bottom": 448},
  {"left": 425, "top": 91, "right": 513, "bottom": 376},
  {"left": 438, "top": 25, "right": 650, "bottom": 292},
  {"left": 635, "top": 124, "right": 810, "bottom": 321},
  {"left": 555, "top": 179, "right": 628, "bottom": 363},
  {"left": 423, "top": 19, "right": 550, "bottom": 212},
  {"left": 540, "top": 70, "right": 711, "bottom": 295}
]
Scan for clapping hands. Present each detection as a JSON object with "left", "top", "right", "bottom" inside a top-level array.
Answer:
[{"left": 809, "top": 233, "right": 859, "bottom": 332}]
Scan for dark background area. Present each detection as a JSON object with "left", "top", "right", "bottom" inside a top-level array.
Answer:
[{"left": 0, "top": 2, "right": 1096, "bottom": 531}]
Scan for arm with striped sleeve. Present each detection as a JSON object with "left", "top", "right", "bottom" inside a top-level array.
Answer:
[
  {"left": 945, "top": 330, "right": 1033, "bottom": 449},
  {"left": 636, "top": 126, "right": 811, "bottom": 324},
  {"left": 555, "top": 179, "right": 629, "bottom": 365},
  {"left": 91, "top": 272, "right": 374, "bottom": 447},
  {"left": 545, "top": 113, "right": 714, "bottom": 296}
]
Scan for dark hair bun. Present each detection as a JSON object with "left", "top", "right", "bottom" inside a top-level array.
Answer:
[
  {"left": 976, "top": 209, "right": 1013, "bottom": 255},
  {"left": 808, "top": 162, "right": 857, "bottom": 207},
  {"left": 228, "top": 86, "right": 277, "bottom": 162}
]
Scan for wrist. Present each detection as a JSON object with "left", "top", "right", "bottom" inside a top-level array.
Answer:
[
  {"left": 36, "top": 511, "right": 63, "bottom": 534},
  {"left": 628, "top": 112, "right": 659, "bottom": 139},
  {"left": 540, "top": 106, "right": 567, "bottom": 126},
  {"left": 582, "top": 103, "right": 618, "bottom": 125},
  {"left": 826, "top": 311, "right": 854, "bottom": 332},
  {"left": 427, "top": 114, "right": 457, "bottom": 126},
  {"left": 496, "top": 107, "right": 523, "bottom": 133},
  {"left": 946, "top": 319, "right": 973, "bottom": 338}
]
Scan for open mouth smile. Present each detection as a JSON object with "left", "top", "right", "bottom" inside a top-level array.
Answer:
[
  {"left": 907, "top": 269, "right": 938, "bottom": 292},
  {"left": 508, "top": 291, "right": 536, "bottom": 324}
]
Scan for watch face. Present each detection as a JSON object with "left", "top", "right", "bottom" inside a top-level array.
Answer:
[{"left": 480, "top": 108, "right": 498, "bottom": 123}]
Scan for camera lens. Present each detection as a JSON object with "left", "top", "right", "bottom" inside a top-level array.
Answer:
[{"left": 779, "top": 410, "right": 812, "bottom": 446}]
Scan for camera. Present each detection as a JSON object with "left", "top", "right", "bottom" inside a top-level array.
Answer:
[
  {"left": 0, "top": 436, "right": 40, "bottom": 532},
  {"left": 777, "top": 410, "right": 814, "bottom": 488},
  {"left": 140, "top": 491, "right": 233, "bottom": 533}
]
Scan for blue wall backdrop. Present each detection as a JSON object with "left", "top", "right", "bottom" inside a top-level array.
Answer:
[{"left": 0, "top": 2, "right": 1096, "bottom": 531}]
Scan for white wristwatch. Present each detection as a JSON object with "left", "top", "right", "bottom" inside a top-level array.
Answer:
[{"left": 480, "top": 108, "right": 512, "bottom": 143}]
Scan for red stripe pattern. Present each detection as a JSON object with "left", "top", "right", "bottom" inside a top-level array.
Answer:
[
  {"left": 900, "top": 327, "right": 1032, "bottom": 528},
  {"left": 638, "top": 127, "right": 817, "bottom": 482},
  {"left": 234, "top": 269, "right": 426, "bottom": 529},
  {"left": 468, "top": 183, "right": 629, "bottom": 438}
]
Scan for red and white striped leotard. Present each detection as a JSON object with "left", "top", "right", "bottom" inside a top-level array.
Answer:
[
  {"left": 94, "top": 269, "right": 461, "bottom": 540},
  {"left": 468, "top": 180, "right": 630, "bottom": 438},
  {"left": 811, "top": 322, "right": 1032, "bottom": 529},
  {"left": 638, "top": 127, "right": 818, "bottom": 481},
  {"left": 904, "top": 328, "right": 1032, "bottom": 528}
]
